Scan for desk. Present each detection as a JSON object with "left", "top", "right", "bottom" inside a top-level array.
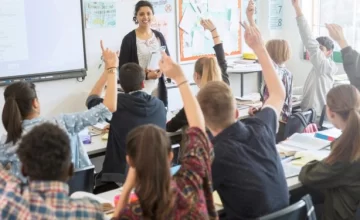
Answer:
[{"left": 228, "top": 64, "right": 262, "bottom": 97}]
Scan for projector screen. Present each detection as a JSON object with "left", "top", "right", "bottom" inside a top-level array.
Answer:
[{"left": 0, "top": 0, "right": 86, "bottom": 82}]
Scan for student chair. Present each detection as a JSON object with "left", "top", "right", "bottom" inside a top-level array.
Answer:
[
  {"left": 67, "top": 165, "right": 95, "bottom": 195},
  {"left": 281, "top": 108, "right": 317, "bottom": 141},
  {"left": 318, "top": 105, "right": 334, "bottom": 131},
  {"left": 259, "top": 195, "right": 316, "bottom": 220}
]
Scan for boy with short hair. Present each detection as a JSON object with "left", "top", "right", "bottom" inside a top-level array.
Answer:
[
  {"left": 86, "top": 62, "right": 166, "bottom": 183},
  {"left": 197, "top": 23, "right": 289, "bottom": 219},
  {"left": 292, "top": 0, "right": 338, "bottom": 114},
  {"left": 0, "top": 123, "right": 104, "bottom": 219}
]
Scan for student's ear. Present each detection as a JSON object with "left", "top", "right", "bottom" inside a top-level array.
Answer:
[
  {"left": 168, "top": 151, "right": 174, "bottom": 163},
  {"left": 33, "top": 98, "right": 40, "bottom": 110},
  {"left": 21, "top": 165, "right": 28, "bottom": 178},
  {"left": 126, "top": 155, "right": 135, "bottom": 167},
  {"left": 141, "top": 81, "right": 145, "bottom": 89},
  {"left": 68, "top": 163, "right": 74, "bottom": 178},
  {"left": 235, "top": 108, "right": 239, "bottom": 119}
]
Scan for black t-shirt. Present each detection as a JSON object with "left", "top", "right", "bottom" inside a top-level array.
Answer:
[{"left": 211, "top": 107, "right": 289, "bottom": 219}]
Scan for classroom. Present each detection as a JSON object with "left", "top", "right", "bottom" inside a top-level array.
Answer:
[{"left": 0, "top": 0, "right": 360, "bottom": 219}]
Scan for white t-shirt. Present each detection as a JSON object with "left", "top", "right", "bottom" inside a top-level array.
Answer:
[{"left": 136, "top": 33, "right": 160, "bottom": 95}]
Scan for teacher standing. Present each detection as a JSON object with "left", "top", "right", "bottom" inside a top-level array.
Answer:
[{"left": 119, "top": 0, "right": 169, "bottom": 107}]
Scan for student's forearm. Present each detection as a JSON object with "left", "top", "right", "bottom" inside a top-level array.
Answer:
[
  {"left": 211, "top": 30, "right": 221, "bottom": 45},
  {"left": 175, "top": 74, "right": 205, "bottom": 132},
  {"left": 113, "top": 187, "right": 132, "bottom": 217},
  {"left": 247, "top": 15, "right": 256, "bottom": 26},
  {"left": 255, "top": 47, "right": 285, "bottom": 100},
  {"left": 89, "top": 72, "right": 107, "bottom": 97},
  {"left": 102, "top": 72, "right": 117, "bottom": 112},
  {"left": 294, "top": 6, "right": 303, "bottom": 17},
  {"left": 337, "top": 39, "right": 349, "bottom": 49}
]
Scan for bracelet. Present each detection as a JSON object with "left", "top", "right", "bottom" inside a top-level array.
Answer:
[
  {"left": 107, "top": 67, "right": 117, "bottom": 70},
  {"left": 177, "top": 80, "right": 188, "bottom": 87},
  {"left": 145, "top": 71, "right": 149, "bottom": 80},
  {"left": 210, "top": 28, "right": 216, "bottom": 32},
  {"left": 213, "top": 36, "right": 219, "bottom": 39}
]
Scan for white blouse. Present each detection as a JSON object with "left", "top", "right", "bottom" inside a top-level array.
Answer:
[{"left": 136, "top": 33, "right": 160, "bottom": 95}]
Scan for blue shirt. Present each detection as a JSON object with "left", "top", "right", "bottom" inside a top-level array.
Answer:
[
  {"left": 0, "top": 103, "right": 112, "bottom": 181},
  {"left": 211, "top": 107, "right": 289, "bottom": 219}
]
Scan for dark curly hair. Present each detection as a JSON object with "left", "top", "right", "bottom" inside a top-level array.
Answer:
[
  {"left": 17, "top": 122, "right": 71, "bottom": 181},
  {"left": 133, "top": 1, "right": 154, "bottom": 24},
  {"left": 316, "top": 36, "right": 334, "bottom": 51}
]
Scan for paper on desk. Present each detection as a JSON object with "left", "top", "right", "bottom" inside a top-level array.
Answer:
[
  {"left": 71, "top": 191, "right": 114, "bottom": 211},
  {"left": 292, "top": 150, "right": 330, "bottom": 166},
  {"left": 213, "top": 191, "right": 222, "bottom": 205},
  {"left": 282, "top": 133, "right": 330, "bottom": 151},
  {"left": 179, "top": 7, "right": 197, "bottom": 34}
]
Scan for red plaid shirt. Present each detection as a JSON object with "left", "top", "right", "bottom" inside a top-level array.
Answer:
[
  {"left": 0, "top": 167, "right": 104, "bottom": 220},
  {"left": 118, "top": 127, "right": 217, "bottom": 220}
]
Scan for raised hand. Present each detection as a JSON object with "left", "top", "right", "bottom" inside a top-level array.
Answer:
[
  {"left": 291, "top": 0, "right": 300, "bottom": 8},
  {"left": 158, "top": 52, "right": 184, "bottom": 82},
  {"left": 243, "top": 21, "right": 264, "bottom": 52},
  {"left": 200, "top": 19, "right": 216, "bottom": 31},
  {"left": 246, "top": 0, "right": 256, "bottom": 25},
  {"left": 326, "top": 24, "right": 348, "bottom": 49},
  {"left": 100, "top": 40, "right": 118, "bottom": 69}
]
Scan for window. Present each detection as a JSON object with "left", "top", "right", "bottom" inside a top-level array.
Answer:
[{"left": 304, "top": 0, "right": 360, "bottom": 51}]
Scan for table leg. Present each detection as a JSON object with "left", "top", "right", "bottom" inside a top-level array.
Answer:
[
  {"left": 241, "top": 73, "right": 244, "bottom": 97},
  {"left": 258, "top": 71, "right": 262, "bottom": 93}
]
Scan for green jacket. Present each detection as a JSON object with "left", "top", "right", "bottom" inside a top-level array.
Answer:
[{"left": 299, "top": 160, "right": 360, "bottom": 220}]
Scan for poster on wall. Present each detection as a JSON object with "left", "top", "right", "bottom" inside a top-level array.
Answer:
[
  {"left": 268, "top": 0, "right": 283, "bottom": 30},
  {"left": 84, "top": 1, "right": 117, "bottom": 28},
  {"left": 149, "top": 0, "right": 174, "bottom": 42}
]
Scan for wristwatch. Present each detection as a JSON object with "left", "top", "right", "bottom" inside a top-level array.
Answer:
[{"left": 107, "top": 67, "right": 117, "bottom": 74}]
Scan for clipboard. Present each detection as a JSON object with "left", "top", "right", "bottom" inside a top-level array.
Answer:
[{"left": 147, "top": 46, "right": 166, "bottom": 70}]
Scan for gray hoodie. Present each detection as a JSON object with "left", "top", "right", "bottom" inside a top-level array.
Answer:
[{"left": 296, "top": 16, "right": 338, "bottom": 115}]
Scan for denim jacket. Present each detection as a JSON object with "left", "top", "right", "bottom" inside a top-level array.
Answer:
[{"left": 0, "top": 103, "right": 112, "bottom": 181}]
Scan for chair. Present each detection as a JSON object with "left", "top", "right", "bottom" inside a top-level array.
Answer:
[
  {"left": 281, "top": 108, "right": 317, "bottom": 141},
  {"left": 67, "top": 165, "right": 95, "bottom": 195},
  {"left": 259, "top": 195, "right": 316, "bottom": 220},
  {"left": 318, "top": 105, "right": 333, "bottom": 131}
]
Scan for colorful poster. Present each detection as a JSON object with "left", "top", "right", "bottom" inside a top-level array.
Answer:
[
  {"left": 84, "top": 1, "right": 117, "bottom": 28},
  {"left": 151, "top": 14, "right": 170, "bottom": 41},
  {"left": 149, "top": 0, "right": 173, "bottom": 14}
]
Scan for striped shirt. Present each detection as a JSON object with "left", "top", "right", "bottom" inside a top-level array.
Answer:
[{"left": 0, "top": 167, "right": 104, "bottom": 220}]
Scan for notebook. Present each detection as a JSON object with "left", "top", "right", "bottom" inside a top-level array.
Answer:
[{"left": 280, "top": 133, "right": 331, "bottom": 151}]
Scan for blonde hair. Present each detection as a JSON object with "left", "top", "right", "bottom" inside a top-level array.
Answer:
[
  {"left": 326, "top": 84, "right": 360, "bottom": 165},
  {"left": 194, "top": 57, "right": 222, "bottom": 88},
  {"left": 197, "top": 81, "right": 236, "bottom": 130},
  {"left": 265, "top": 39, "right": 291, "bottom": 65}
]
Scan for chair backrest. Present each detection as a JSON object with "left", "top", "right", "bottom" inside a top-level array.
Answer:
[
  {"left": 259, "top": 194, "right": 316, "bottom": 220},
  {"left": 67, "top": 165, "right": 95, "bottom": 195},
  {"left": 282, "top": 108, "right": 317, "bottom": 140}
]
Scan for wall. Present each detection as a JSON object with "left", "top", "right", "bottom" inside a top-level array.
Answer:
[{"left": 0, "top": 0, "right": 346, "bottom": 134}]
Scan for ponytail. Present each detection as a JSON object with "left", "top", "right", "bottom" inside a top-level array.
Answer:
[
  {"left": 326, "top": 109, "right": 360, "bottom": 164},
  {"left": 195, "top": 57, "right": 222, "bottom": 88},
  {"left": 2, "top": 97, "right": 23, "bottom": 144}
]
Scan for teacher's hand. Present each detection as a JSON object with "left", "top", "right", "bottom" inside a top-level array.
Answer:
[{"left": 146, "top": 69, "right": 162, "bottom": 80}]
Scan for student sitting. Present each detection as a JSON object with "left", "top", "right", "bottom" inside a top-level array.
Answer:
[
  {"left": 197, "top": 23, "right": 289, "bottom": 219},
  {"left": 292, "top": 0, "right": 338, "bottom": 115},
  {"left": 299, "top": 84, "right": 360, "bottom": 220},
  {"left": 0, "top": 41, "right": 117, "bottom": 182},
  {"left": 111, "top": 52, "right": 217, "bottom": 219},
  {"left": 166, "top": 19, "right": 229, "bottom": 133},
  {"left": 86, "top": 62, "right": 166, "bottom": 183},
  {"left": 247, "top": 0, "right": 293, "bottom": 142},
  {"left": 0, "top": 123, "right": 104, "bottom": 219},
  {"left": 326, "top": 24, "right": 360, "bottom": 91}
]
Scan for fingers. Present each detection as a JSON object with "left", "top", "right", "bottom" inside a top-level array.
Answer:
[{"left": 100, "top": 40, "right": 105, "bottom": 52}]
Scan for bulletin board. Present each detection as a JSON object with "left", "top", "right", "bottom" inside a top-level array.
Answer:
[{"left": 177, "top": 0, "right": 242, "bottom": 63}]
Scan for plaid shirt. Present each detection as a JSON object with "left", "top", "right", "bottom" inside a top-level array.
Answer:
[
  {"left": 0, "top": 168, "right": 104, "bottom": 220},
  {"left": 118, "top": 127, "right": 217, "bottom": 220},
  {"left": 261, "top": 64, "right": 293, "bottom": 122}
]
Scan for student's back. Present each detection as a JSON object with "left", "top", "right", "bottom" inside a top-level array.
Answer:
[
  {"left": 94, "top": 92, "right": 166, "bottom": 182},
  {"left": 86, "top": 63, "right": 166, "bottom": 183}
]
